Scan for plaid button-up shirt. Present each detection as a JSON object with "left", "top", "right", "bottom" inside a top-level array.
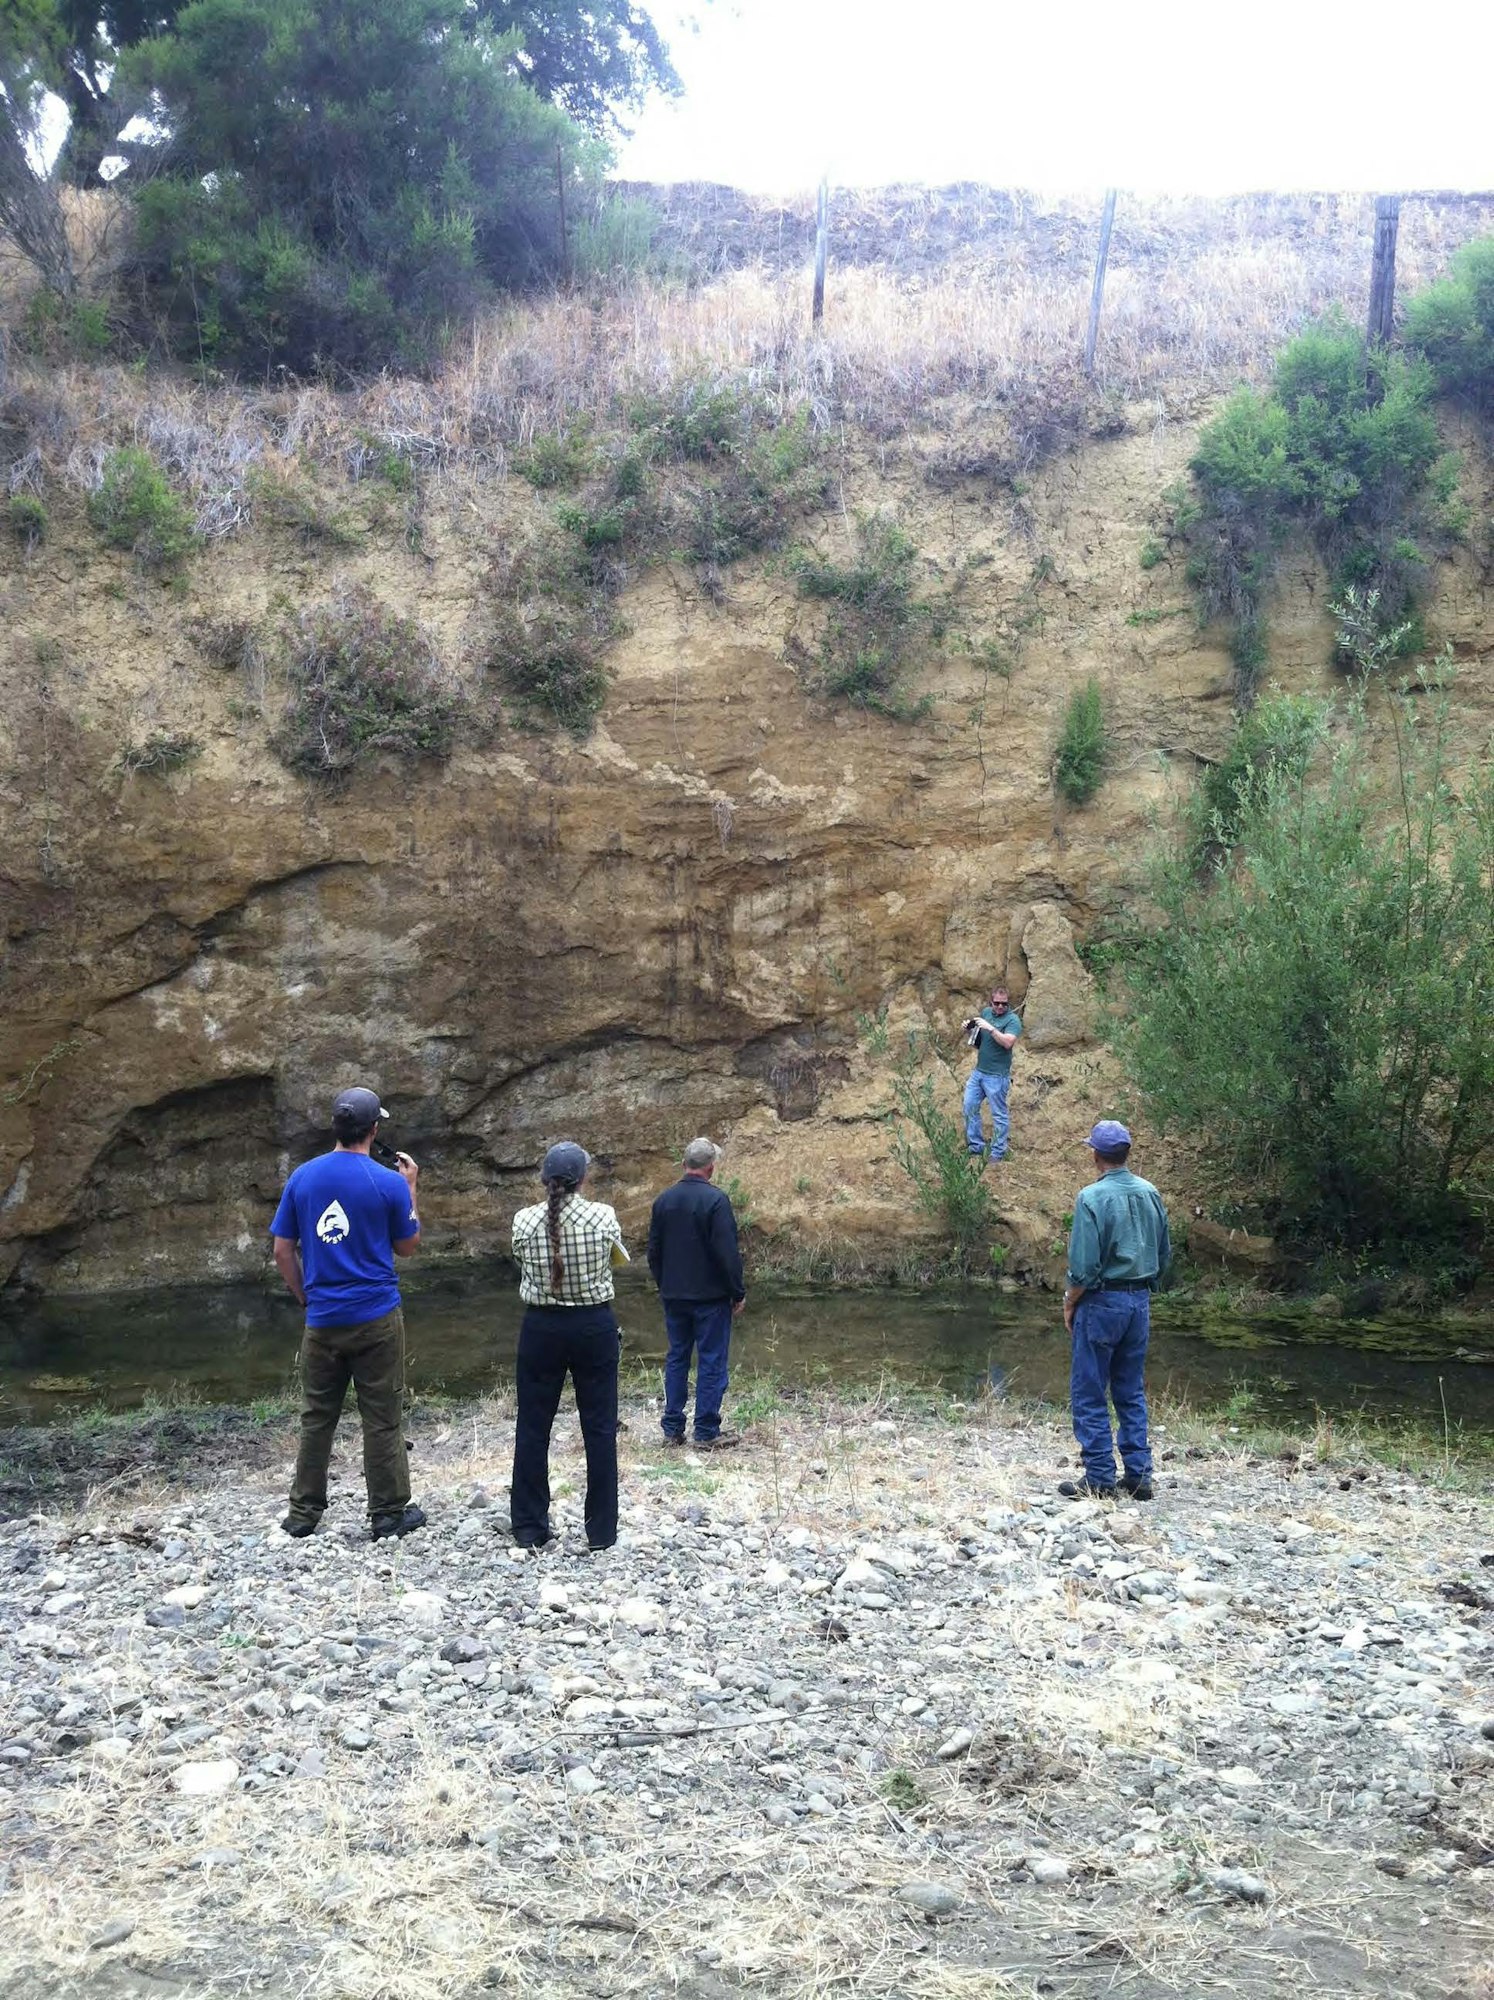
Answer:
[{"left": 512, "top": 1193, "right": 626, "bottom": 1306}]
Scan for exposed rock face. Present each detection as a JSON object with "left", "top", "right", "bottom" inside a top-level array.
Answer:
[{"left": 2, "top": 419, "right": 1490, "bottom": 1294}]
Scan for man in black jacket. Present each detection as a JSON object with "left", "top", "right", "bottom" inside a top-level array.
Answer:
[{"left": 647, "top": 1137, "right": 746, "bottom": 1449}]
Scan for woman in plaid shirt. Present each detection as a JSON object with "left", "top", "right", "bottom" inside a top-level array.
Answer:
[{"left": 509, "top": 1140, "right": 627, "bottom": 1551}]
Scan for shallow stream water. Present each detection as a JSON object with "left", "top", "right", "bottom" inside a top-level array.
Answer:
[{"left": 1, "top": 1267, "right": 1492, "bottom": 1438}]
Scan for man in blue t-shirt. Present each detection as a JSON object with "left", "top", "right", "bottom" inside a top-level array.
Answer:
[
  {"left": 961, "top": 982, "right": 1023, "bottom": 1165},
  {"left": 270, "top": 1086, "right": 424, "bottom": 1541}
]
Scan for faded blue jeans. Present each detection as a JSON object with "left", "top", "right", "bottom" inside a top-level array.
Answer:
[
  {"left": 962, "top": 1070, "right": 1011, "bottom": 1161},
  {"left": 661, "top": 1299, "right": 734, "bottom": 1442},
  {"left": 1070, "top": 1287, "right": 1152, "bottom": 1487}
]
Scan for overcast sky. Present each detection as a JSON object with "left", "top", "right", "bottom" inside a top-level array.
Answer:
[{"left": 616, "top": 0, "right": 1494, "bottom": 194}]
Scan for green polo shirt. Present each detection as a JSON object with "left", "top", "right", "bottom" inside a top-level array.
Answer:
[{"left": 974, "top": 1006, "right": 1022, "bottom": 1076}]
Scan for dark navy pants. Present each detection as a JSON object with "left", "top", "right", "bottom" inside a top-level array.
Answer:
[
  {"left": 1070, "top": 1288, "right": 1152, "bottom": 1486},
  {"left": 661, "top": 1298, "right": 733, "bottom": 1441},
  {"left": 511, "top": 1303, "right": 619, "bottom": 1549}
]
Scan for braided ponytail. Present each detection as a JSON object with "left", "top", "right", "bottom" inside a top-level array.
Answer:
[{"left": 546, "top": 1177, "right": 572, "bottom": 1295}]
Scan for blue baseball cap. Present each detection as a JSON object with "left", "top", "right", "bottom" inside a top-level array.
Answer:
[
  {"left": 1084, "top": 1120, "right": 1132, "bottom": 1151},
  {"left": 541, "top": 1140, "right": 590, "bottom": 1186}
]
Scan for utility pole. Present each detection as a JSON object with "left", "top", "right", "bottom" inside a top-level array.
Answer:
[
  {"left": 1083, "top": 189, "right": 1118, "bottom": 377},
  {"left": 1367, "top": 195, "right": 1402, "bottom": 347},
  {"left": 812, "top": 176, "right": 829, "bottom": 328}
]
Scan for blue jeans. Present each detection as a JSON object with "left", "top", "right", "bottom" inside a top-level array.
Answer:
[
  {"left": 962, "top": 1070, "right": 1011, "bottom": 1160},
  {"left": 1070, "top": 1288, "right": 1152, "bottom": 1486},
  {"left": 662, "top": 1299, "right": 734, "bottom": 1441}
]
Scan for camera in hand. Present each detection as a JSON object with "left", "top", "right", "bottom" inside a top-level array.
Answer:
[
  {"left": 963, "top": 1017, "right": 982, "bottom": 1048},
  {"left": 370, "top": 1136, "right": 404, "bottom": 1170}
]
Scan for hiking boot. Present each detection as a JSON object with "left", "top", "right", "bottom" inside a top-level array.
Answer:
[
  {"left": 659, "top": 1432, "right": 685, "bottom": 1449},
  {"left": 1121, "top": 1474, "right": 1154, "bottom": 1501},
  {"left": 1058, "top": 1476, "right": 1117, "bottom": 1501},
  {"left": 370, "top": 1503, "right": 427, "bottom": 1541},
  {"left": 280, "top": 1514, "right": 318, "bottom": 1539},
  {"left": 693, "top": 1432, "right": 741, "bottom": 1452}
]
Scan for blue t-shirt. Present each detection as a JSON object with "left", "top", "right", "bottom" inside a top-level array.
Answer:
[{"left": 270, "top": 1151, "right": 418, "bottom": 1328}]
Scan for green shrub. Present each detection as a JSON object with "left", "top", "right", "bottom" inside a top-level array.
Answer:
[
  {"left": 486, "top": 597, "right": 613, "bottom": 736},
  {"left": 789, "top": 514, "right": 942, "bottom": 719},
  {"left": 1138, "top": 536, "right": 1165, "bottom": 569},
  {"left": 874, "top": 1027, "right": 994, "bottom": 1269},
  {"left": 87, "top": 448, "right": 196, "bottom": 572},
  {"left": 1053, "top": 677, "right": 1106, "bottom": 804},
  {"left": 19, "top": 289, "right": 116, "bottom": 361},
  {"left": 1189, "top": 688, "right": 1321, "bottom": 866},
  {"left": 7, "top": 495, "right": 47, "bottom": 548},
  {"left": 1117, "top": 677, "right": 1494, "bottom": 1252},
  {"left": 514, "top": 425, "right": 596, "bottom": 491},
  {"left": 1176, "top": 315, "right": 1449, "bottom": 690},
  {"left": 276, "top": 589, "right": 467, "bottom": 777},
  {"left": 1404, "top": 236, "right": 1494, "bottom": 410},
  {"left": 117, "top": 729, "right": 202, "bottom": 777}
]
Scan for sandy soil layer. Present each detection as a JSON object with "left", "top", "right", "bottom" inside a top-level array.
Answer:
[{"left": 1, "top": 1390, "right": 1491, "bottom": 1999}]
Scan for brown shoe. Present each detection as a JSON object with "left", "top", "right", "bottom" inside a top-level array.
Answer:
[{"left": 693, "top": 1433, "right": 741, "bottom": 1451}]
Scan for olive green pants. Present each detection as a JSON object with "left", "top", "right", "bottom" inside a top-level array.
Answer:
[{"left": 287, "top": 1307, "right": 410, "bottom": 1525}]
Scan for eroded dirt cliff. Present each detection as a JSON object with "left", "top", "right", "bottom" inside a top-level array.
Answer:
[{"left": 3, "top": 406, "right": 1492, "bottom": 1294}]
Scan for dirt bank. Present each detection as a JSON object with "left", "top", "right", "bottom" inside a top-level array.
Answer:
[{"left": 1, "top": 1389, "right": 1490, "bottom": 1998}]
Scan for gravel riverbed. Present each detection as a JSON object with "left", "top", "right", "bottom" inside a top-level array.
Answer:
[{"left": 0, "top": 1390, "right": 1491, "bottom": 1999}]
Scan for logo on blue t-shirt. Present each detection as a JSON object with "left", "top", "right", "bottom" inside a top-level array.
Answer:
[
  {"left": 316, "top": 1200, "right": 351, "bottom": 1245},
  {"left": 271, "top": 1152, "right": 418, "bottom": 1328}
]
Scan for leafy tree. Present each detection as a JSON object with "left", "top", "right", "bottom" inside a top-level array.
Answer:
[
  {"left": 478, "top": 1, "right": 680, "bottom": 134},
  {"left": 1118, "top": 675, "right": 1494, "bottom": 1254},
  {"left": 0, "top": 0, "right": 77, "bottom": 292},
  {"left": 124, "top": 0, "right": 585, "bottom": 370},
  {"left": 50, "top": 1, "right": 187, "bottom": 182}
]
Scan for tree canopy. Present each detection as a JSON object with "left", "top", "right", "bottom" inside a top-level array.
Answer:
[{"left": 124, "top": 0, "right": 594, "bottom": 370}]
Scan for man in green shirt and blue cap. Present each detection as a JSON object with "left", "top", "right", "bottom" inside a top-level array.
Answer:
[
  {"left": 962, "top": 983, "right": 1023, "bottom": 1165},
  {"left": 1059, "top": 1120, "right": 1171, "bottom": 1502}
]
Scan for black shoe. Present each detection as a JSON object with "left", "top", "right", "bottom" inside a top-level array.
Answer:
[
  {"left": 693, "top": 1432, "right": 740, "bottom": 1451},
  {"left": 1058, "top": 1477, "right": 1117, "bottom": 1500},
  {"left": 513, "top": 1529, "right": 555, "bottom": 1550},
  {"left": 370, "top": 1503, "right": 427, "bottom": 1541},
  {"left": 281, "top": 1514, "right": 319, "bottom": 1538},
  {"left": 1121, "top": 1474, "right": 1154, "bottom": 1501}
]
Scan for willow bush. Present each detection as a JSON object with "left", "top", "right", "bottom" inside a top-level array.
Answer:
[{"left": 1119, "top": 672, "right": 1494, "bottom": 1256}]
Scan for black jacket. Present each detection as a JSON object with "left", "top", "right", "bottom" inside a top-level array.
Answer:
[{"left": 647, "top": 1175, "right": 746, "bottom": 1303}]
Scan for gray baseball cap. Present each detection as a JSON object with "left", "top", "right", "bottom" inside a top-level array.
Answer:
[{"left": 332, "top": 1087, "right": 389, "bottom": 1125}]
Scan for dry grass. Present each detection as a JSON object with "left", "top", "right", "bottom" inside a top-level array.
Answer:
[{"left": 3, "top": 187, "right": 1494, "bottom": 546}]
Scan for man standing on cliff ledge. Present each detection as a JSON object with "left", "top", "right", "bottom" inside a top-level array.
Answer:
[
  {"left": 270, "top": 1086, "right": 426, "bottom": 1542},
  {"left": 962, "top": 983, "right": 1023, "bottom": 1165},
  {"left": 1060, "top": 1120, "right": 1171, "bottom": 1502}
]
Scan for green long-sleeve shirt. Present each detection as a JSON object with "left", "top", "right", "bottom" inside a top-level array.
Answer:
[{"left": 1066, "top": 1167, "right": 1171, "bottom": 1290}]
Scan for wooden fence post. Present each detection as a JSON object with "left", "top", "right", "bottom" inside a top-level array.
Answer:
[
  {"left": 556, "top": 143, "right": 569, "bottom": 280},
  {"left": 1367, "top": 195, "right": 1402, "bottom": 347},
  {"left": 1083, "top": 189, "right": 1118, "bottom": 377},
  {"left": 812, "top": 176, "right": 829, "bottom": 328}
]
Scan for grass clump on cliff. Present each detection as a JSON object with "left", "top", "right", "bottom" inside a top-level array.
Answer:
[
  {"left": 789, "top": 514, "right": 944, "bottom": 719},
  {"left": 1115, "top": 670, "right": 1494, "bottom": 1261},
  {"left": 276, "top": 588, "right": 467, "bottom": 778},
  {"left": 1174, "top": 315, "right": 1453, "bottom": 694},
  {"left": 7, "top": 494, "right": 46, "bottom": 548},
  {"left": 1053, "top": 677, "right": 1106, "bottom": 804},
  {"left": 87, "top": 446, "right": 196, "bottom": 573}
]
